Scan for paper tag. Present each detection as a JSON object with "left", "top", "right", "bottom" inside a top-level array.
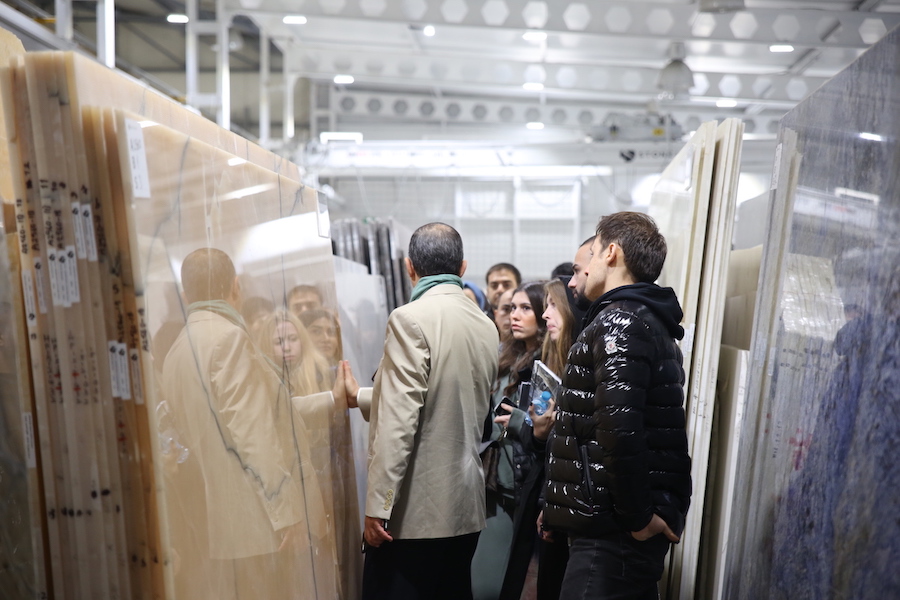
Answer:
[
  {"left": 47, "top": 249, "right": 63, "bottom": 307},
  {"left": 21, "top": 413, "right": 37, "bottom": 469},
  {"left": 21, "top": 269, "right": 37, "bottom": 327},
  {"left": 125, "top": 119, "right": 152, "bottom": 199},
  {"left": 770, "top": 143, "right": 783, "bottom": 191},
  {"left": 679, "top": 322, "right": 696, "bottom": 356},
  {"left": 129, "top": 348, "right": 144, "bottom": 405},
  {"left": 81, "top": 203, "right": 98, "bottom": 262},
  {"left": 33, "top": 257, "right": 47, "bottom": 314},
  {"left": 107, "top": 341, "right": 121, "bottom": 398},
  {"left": 72, "top": 203, "right": 86, "bottom": 259},
  {"left": 65, "top": 245, "right": 79, "bottom": 305},
  {"left": 117, "top": 342, "right": 131, "bottom": 400}
]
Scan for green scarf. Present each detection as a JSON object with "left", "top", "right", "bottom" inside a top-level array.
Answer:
[
  {"left": 410, "top": 274, "right": 463, "bottom": 302},
  {"left": 188, "top": 299, "right": 247, "bottom": 331}
]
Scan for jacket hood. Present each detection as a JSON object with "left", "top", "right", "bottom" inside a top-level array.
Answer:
[{"left": 586, "top": 282, "right": 685, "bottom": 340}]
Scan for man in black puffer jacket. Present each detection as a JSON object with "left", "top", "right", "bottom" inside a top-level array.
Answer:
[{"left": 543, "top": 212, "right": 691, "bottom": 600}]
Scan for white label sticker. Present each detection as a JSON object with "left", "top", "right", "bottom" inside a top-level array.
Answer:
[
  {"left": 33, "top": 257, "right": 47, "bottom": 314},
  {"left": 770, "top": 143, "right": 783, "bottom": 191},
  {"left": 108, "top": 341, "right": 121, "bottom": 398},
  {"left": 125, "top": 119, "right": 152, "bottom": 199},
  {"left": 65, "top": 245, "right": 79, "bottom": 305},
  {"left": 21, "top": 269, "right": 37, "bottom": 327},
  {"left": 21, "top": 413, "right": 36, "bottom": 469},
  {"left": 72, "top": 203, "right": 86, "bottom": 259},
  {"left": 47, "top": 249, "right": 63, "bottom": 307},
  {"left": 82, "top": 203, "right": 98, "bottom": 262},
  {"left": 129, "top": 348, "right": 144, "bottom": 405},
  {"left": 117, "top": 342, "right": 131, "bottom": 400}
]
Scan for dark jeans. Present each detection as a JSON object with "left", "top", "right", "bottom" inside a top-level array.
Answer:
[
  {"left": 362, "top": 532, "right": 480, "bottom": 600},
  {"left": 559, "top": 532, "right": 671, "bottom": 600}
]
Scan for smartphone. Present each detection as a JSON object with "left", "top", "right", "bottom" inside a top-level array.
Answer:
[{"left": 494, "top": 396, "right": 516, "bottom": 416}]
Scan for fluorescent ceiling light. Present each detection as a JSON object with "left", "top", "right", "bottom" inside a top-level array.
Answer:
[
  {"left": 526, "top": 122, "right": 544, "bottom": 130},
  {"left": 283, "top": 15, "right": 307, "bottom": 25},
  {"left": 769, "top": 44, "right": 794, "bottom": 53},
  {"left": 716, "top": 99, "right": 738, "bottom": 108},
  {"left": 333, "top": 74, "right": 354, "bottom": 85},
  {"left": 859, "top": 132, "right": 883, "bottom": 142},
  {"left": 523, "top": 82, "right": 544, "bottom": 91},
  {"left": 227, "top": 157, "right": 247, "bottom": 167},
  {"left": 320, "top": 131, "right": 363, "bottom": 144},
  {"left": 167, "top": 14, "right": 188, "bottom": 24},
  {"left": 423, "top": 25, "right": 435, "bottom": 37},
  {"left": 523, "top": 31, "right": 547, "bottom": 42}
]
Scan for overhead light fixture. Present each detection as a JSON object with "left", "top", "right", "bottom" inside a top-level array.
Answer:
[
  {"left": 167, "top": 14, "right": 189, "bottom": 24},
  {"left": 523, "top": 31, "right": 547, "bottom": 42},
  {"left": 716, "top": 99, "right": 738, "bottom": 108},
  {"left": 657, "top": 42, "right": 694, "bottom": 99},
  {"left": 523, "top": 82, "right": 544, "bottom": 91},
  {"left": 526, "top": 122, "right": 544, "bottom": 130},
  {"left": 859, "top": 132, "right": 883, "bottom": 142},
  {"left": 283, "top": 15, "right": 308, "bottom": 25},
  {"left": 320, "top": 131, "right": 363, "bottom": 144},
  {"left": 699, "top": 0, "right": 745, "bottom": 12},
  {"left": 769, "top": 44, "right": 794, "bottom": 53},
  {"left": 333, "top": 74, "right": 354, "bottom": 85},
  {"left": 423, "top": 25, "right": 436, "bottom": 37},
  {"left": 227, "top": 157, "right": 247, "bottom": 167}
]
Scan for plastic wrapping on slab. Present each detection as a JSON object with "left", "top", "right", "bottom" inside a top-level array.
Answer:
[
  {"left": 723, "top": 26, "right": 900, "bottom": 600},
  {"left": 106, "top": 109, "right": 359, "bottom": 600}
]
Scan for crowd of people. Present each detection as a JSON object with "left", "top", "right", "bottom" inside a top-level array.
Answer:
[
  {"left": 343, "top": 213, "right": 692, "bottom": 600},
  {"left": 159, "top": 211, "right": 692, "bottom": 600}
]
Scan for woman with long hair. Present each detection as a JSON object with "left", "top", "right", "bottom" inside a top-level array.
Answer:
[
  {"left": 473, "top": 280, "right": 555, "bottom": 600},
  {"left": 255, "top": 310, "right": 332, "bottom": 397},
  {"left": 256, "top": 309, "right": 362, "bottom": 598}
]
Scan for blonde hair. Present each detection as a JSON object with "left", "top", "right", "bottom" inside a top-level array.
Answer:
[
  {"left": 255, "top": 310, "right": 332, "bottom": 396},
  {"left": 540, "top": 279, "right": 575, "bottom": 377}
]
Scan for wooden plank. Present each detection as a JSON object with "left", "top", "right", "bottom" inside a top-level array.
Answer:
[
  {"left": 24, "top": 50, "right": 104, "bottom": 600},
  {"left": 2, "top": 57, "right": 69, "bottom": 600}
]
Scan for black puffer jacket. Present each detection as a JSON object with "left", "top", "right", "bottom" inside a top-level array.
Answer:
[{"left": 543, "top": 283, "right": 692, "bottom": 537}]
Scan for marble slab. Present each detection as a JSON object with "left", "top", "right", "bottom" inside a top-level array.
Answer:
[
  {"left": 106, "top": 108, "right": 355, "bottom": 599},
  {"left": 723, "top": 24, "right": 900, "bottom": 600}
]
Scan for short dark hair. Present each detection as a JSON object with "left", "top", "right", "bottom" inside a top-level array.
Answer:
[
  {"left": 181, "top": 248, "right": 236, "bottom": 303},
  {"left": 408, "top": 223, "right": 464, "bottom": 277},
  {"left": 287, "top": 284, "right": 322, "bottom": 303},
  {"left": 580, "top": 236, "right": 595, "bottom": 248},
  {"left": 485, "top": 263, "right": 522, "bottom": 285},
  {"left": 595, "top": 212, "right": 667, "bottom": 283},
  {"left": 550, "top": 262, "right": 574, "bottom": 278}
]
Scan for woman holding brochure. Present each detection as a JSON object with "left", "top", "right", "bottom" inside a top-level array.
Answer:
[{"left": 473, "top": 281, "right": 557, "bottom": 600}]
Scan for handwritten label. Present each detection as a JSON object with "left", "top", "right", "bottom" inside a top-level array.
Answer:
[
  {"left": 107, "top": 341, "right": 121, "bottom": 398},
  {"left": 129, "top": 348, "right": 144, "bottom": 405},
  {"left": 22, "top": 413, "right": 36, "bottom": 469},
  {"left": 65, "top": 245, "right": 79, "bottom": 305},
  {"left": 33, "top": 257, "right": 47, "bottom": 314},
  {"left": 72, "top": 203, "right": 86, "bottom": 259},
  {"left": 82, "top": 204, "right": 98, "bottom": 262},
  {"left": 21, "top": 269, "right": 37, "bottom": 327},
  {"left": 124, "top": 119, "right": 151, "bottom": 199},
  {"left": 47, "top": 249, "right": 63, "bottom": 307},
  {"left": 117, "top": 342, "right": 131, "bottom": 400},
  {"left": 770, "top": 143, "right": 783, "bottom": 191}
]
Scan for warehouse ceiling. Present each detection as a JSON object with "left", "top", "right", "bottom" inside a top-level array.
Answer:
[{"left": 5, "top": 0, "right": 900, "bottom": 148}]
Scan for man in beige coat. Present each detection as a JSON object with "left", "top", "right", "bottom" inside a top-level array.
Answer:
[
  {"left": 162, "top": 248, "right": 334, "bottom": 599},
  {"left": 346, "top": 223, "right": 499, "bottom": 600}
]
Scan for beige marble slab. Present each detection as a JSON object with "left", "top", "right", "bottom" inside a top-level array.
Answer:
[{"left": 105, "top": 107, "right": 353, "bottom": 599}]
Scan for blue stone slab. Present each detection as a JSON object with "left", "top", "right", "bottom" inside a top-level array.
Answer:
[{"left": 724, "top": 24, "right": 900, "bottom": 600}]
